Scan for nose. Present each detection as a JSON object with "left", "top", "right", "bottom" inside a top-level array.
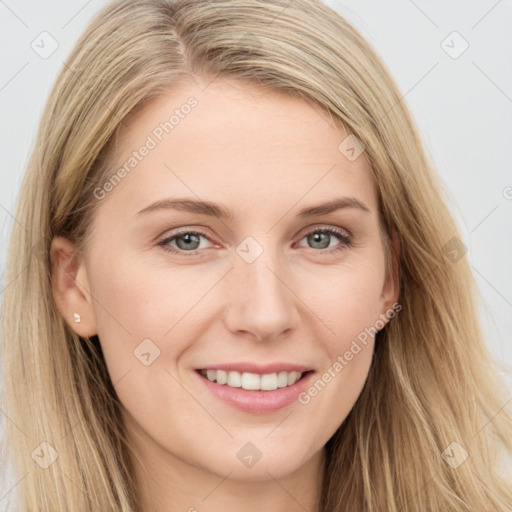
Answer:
[{"left": 222, "top": 241, "right": 300, "bottom": 342}]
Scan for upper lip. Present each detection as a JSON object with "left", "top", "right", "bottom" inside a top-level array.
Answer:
[{"left": 196, "top": 362, "right": 313, "bottom": 374}]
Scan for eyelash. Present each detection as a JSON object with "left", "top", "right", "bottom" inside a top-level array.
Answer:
[{"left": 157, "top": 226, "right": 353, "bottom": 258}]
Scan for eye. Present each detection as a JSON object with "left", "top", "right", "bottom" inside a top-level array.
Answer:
[
  {"left": 295, "top": 227, "right": 352, "bottom": 256},
  {"left": 158, "top": 229, "right": 213, "bottom": 255},
  {"left": 157, "top": 226, "right": 353, "bottom": 257}
]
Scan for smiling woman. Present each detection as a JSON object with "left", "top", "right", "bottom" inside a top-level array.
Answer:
[{"left": 1, "top": 0, "right": 511, "bottom": 511}]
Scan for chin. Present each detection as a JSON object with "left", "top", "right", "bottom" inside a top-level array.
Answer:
[{"left": 200, "top": 438, "right": 321, "bottom": 482}]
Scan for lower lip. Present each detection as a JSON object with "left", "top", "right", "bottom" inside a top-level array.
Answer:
[{"left": 195, "top": 370, "right": 315, "bottom": 414}]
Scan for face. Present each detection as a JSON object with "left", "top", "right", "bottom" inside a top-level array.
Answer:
[{"left": 51, "top": 78, "right": 399, "bottom": 485}]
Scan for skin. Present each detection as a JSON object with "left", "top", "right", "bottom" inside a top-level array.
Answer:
[{"left": 51, "top": 77, "right": 399, "bottom": 512}]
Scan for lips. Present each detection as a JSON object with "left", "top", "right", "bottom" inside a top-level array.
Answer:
[{"left": 194, "top": 362, "right": 315, "bottom": 413}]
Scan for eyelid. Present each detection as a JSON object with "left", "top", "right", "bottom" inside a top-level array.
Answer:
[
  {"left": 296, "top": 222, "right": 352, "bottom": 239},
  {"left": 156, "top": 224, "right": 214, "bottom": 242}
]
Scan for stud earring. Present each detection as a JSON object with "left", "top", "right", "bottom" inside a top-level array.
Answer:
[{"left": 73, "top": 313, "right": 81, "bottom": 323}]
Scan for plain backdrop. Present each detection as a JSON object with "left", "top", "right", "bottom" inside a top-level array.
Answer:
[{"left": 1, "top": 0, "right": 511, "bottom": 506}]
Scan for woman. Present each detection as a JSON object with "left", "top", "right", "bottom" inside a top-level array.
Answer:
[{"left": 1, "top": 0, "right": 511, "bottom": 510}]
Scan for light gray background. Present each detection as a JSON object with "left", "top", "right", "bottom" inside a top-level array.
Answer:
[{"left": 1, "top": 0, "right": 511, "bottom": 507}]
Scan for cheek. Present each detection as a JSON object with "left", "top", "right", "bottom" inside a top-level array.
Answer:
[
  {"left": 301, "top": 251, "right": 387, "bottom": 345},
  {"left": 89, "top": 248, "right": 202, "bottom": 333},
  {"left": 86, "top": 251, "right": 197, "bottom": 385},
  {"left": 87, "top": 255, "right": 204, "bottom": 434},
  {"left": 296, "top": 270, "right": 381, "bottom": 443},
  {"left": 294, "top": 253, "right": 385, "bottom": 414}
]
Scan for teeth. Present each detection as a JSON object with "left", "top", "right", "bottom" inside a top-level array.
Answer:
[
  {"left": 227, "top": 371, "right": 241, "bottom": 387},
  {"left": 287, "top": 371, "right": 301, "bottom": 386},
  {"left": 260, "top": 373, "right": 277, "bottom": 391},
  {"left": 277, "top": 371, "right": 288, "bottom": 388},
  {"left": 217, "top": 370, "right": 227, "bottom": 385},
  {"left": 201, "top": 369, "right": 304, "bottom": 390}
]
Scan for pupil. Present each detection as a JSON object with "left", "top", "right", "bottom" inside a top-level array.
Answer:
[
  {"left": 309, "top": 232, "right": 329, "bottom": 249},
  {"left": 177, "top": 233, "right": 200, "bottom": 250}
]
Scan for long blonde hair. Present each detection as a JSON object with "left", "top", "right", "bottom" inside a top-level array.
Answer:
[{"left": 1, "top": 0, "right": 511, "bottom": 510}]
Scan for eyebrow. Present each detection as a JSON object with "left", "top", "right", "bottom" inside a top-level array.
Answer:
[{"left": 136, "top": 196, "right": 371, "bottom": 219}]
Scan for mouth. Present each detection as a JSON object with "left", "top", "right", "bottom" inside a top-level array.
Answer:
[
  {"left": 196, "top": 368, "right": 314, "bottom": 391},
  {"left": 194, "top": 364, "right": 315, "bottom": 414}
]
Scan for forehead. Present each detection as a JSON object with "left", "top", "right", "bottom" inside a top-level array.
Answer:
[{"left": 99, "top": 78, "right": 378, "bottom": 220}]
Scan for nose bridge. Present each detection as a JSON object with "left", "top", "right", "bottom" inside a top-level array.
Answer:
[{"left": 224, "top": 235, "right": 299, "bottom": 340}]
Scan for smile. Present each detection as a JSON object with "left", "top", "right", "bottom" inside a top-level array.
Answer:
[{"left": 198, "top": 369, "right": 306, "bottom": 391}]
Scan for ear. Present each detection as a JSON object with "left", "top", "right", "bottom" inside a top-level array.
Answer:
[
  {"left": 50, "top": 236, "right": 97, "bottom": 337},
  {"left": 379, "top": 230, "right": 400, "bottom": 318}
]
